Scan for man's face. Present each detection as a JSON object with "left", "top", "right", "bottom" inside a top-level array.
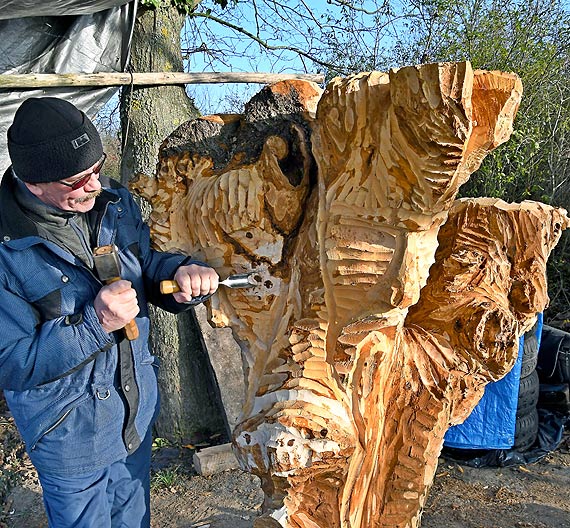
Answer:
[{"left": 24, "top": 154, "right": 105, "bottom": 213}]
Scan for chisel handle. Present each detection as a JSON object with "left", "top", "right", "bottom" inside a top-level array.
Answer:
[
  {"left": 160, "top": 280, "right": 180, "bottom": 294},
  {"left": 160, "top": 273, "right": 256, "bottom": 295}
]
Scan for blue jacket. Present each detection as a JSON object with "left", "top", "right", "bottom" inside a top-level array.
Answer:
[{"left": 0, "top": 170, "right": 203, "bottom": 476}]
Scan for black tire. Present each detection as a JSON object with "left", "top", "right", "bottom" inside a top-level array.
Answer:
[
  {"left": 538, "top": 325, "right": 570, "bottom": 384},
  {"left": 520, "top": 330, "right": 539, "bottom": 378},
  {"left": 514, "top": 407, "right": 539, "bottom": 452},
  {"left": 517, "top": 369, "right": 540, "bottom": 415},
  {"left": 557, "top": 348, "right": 570, "bottom": 384}
]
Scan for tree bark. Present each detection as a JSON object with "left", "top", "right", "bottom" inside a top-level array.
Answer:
[{"left": 121, "top": 4, "right": 226, "bottom": 443}]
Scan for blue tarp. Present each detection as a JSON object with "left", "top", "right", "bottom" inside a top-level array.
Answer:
[{"left": 444, "top": 314, "right": 544, "bottom": 449}]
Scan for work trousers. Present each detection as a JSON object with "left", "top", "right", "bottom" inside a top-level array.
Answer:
[{"left": 37, "top": 431, "right": 152, "bottom": 528}]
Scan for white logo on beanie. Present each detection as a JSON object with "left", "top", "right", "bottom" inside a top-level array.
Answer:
[{"left": 71, "top": 133, "right": 90, "bottom": 149}]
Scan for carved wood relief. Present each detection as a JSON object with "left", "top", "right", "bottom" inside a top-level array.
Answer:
[{"left": 132, "top": 62, "right": 569, "bottom": 527}]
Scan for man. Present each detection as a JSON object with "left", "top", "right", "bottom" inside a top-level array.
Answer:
[{"left": 0, "top": 96, "right": 219, "bottom": 527}]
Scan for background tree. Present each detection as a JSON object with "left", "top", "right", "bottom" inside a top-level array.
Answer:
[
  {"left": 120, "top": 0, "right": 227, "bottom": 443},
  {"left": 389, "top": 0, "right": 570, "bottom": 325},
  {"left": 192, "top": 0, "right": 570, "bottom": 324},
  {"left": 121, "top": 0, "right": 412, "bottom": 443}
]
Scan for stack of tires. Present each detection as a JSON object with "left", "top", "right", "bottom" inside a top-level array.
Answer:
[
  {"left": 441, "top": 316, "right": 565, "bottom": 463},
  {"left": 536, "top": 325, "right": 570, "bottom": 415},
  {"left": 513, "top": 323, "right": 541, "bottom": 451}
]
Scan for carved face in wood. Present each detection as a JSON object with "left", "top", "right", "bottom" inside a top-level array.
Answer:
[{"left": 153, "top": 117, "right": 313, "bottom": 265}]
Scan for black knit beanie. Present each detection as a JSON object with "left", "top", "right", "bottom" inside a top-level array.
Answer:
[{"left": 7, "top": 97, "right": 104, "bottom": 183}]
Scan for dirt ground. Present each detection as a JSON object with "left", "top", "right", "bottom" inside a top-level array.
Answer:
[{"left": 2, "top": 399, "right": 570, "bottom": 528}]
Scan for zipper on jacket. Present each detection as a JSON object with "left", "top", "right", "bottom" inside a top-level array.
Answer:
[
  {"left": 93, "top": 196, "right": 117, "bottom": 248},
  {"left": 31, "top": 409, "right": 72, "bottom": 450}
]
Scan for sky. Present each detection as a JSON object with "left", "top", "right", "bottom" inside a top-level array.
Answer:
[
  {"left": 181, "top": 2, "right": 324, "bottom": 114},
  {"left": 180, "top": 1, "right": 395, "bottom": 114}
]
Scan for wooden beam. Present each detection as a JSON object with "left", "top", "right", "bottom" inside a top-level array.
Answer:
[
  {"left": 192, "top": 443, "right": 239, "bottom": 476},
  {"left": 0, "top": 71, "right": 324, "bottom": 89}
]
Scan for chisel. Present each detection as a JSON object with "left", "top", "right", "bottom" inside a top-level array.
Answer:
[{"left": 160, "top": 272, "right": 259, "bottom": 295}]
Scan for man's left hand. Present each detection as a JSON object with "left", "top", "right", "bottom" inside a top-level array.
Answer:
[{"left": 172, "top": 264, "right": 219, "bottom": 303}]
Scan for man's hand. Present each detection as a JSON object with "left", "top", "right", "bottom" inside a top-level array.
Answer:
[
  {"left": 94, "top": 280, "right": 140, "bottom": 334},
  {"left": 172, "top": 264, "right": 219, "bottom": 303}
]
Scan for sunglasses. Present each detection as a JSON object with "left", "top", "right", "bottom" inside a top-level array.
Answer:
[{"left": 59, "top": 153, "right": 107, "bottom": 190}]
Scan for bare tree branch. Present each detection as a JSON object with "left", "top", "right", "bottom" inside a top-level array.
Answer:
[
  {"left": 327, "top": 0, "right": 388, "bottom": 16},
  {"left": 190, "top": 10, "right": 342, "bottom": 72}
]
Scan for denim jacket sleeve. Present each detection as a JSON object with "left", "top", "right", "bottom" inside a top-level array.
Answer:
[{"left": 0, "top": 284, "right": 113, "bottom": 392}]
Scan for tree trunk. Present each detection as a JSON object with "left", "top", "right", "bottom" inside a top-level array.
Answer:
[
  {"left": 132, "top": 63, "right": 570, "bottom": 527},
  {"left": 120, "top": 4, "right": 226, "bottom": 443}
]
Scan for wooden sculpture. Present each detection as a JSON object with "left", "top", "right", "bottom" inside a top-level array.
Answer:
[{"left": 132, "top": 62, "right": 569, "bottom": 527}]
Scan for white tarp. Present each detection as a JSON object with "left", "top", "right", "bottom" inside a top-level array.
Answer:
[
  {"left": 0, "top": 0, "right": 136, "bottom": 175},
  {"left": 0, "top": 1, "right": 130, "bottom": 20}
]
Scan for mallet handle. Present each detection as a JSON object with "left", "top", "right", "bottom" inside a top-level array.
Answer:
[
  {"left": 106, "top": 276, "right": 140, "bottom": 341},
  {"left": 124, "top": 319, "right": 140, "bottom": 341}
]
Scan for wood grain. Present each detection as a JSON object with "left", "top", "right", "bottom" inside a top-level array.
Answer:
[{"left": 132, "top": 65, "right": 569, "bottom": 528}]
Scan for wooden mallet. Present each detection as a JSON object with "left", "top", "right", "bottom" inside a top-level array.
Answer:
[{"left": 93, "top": 245, "right": 139, "bottom": 341}]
